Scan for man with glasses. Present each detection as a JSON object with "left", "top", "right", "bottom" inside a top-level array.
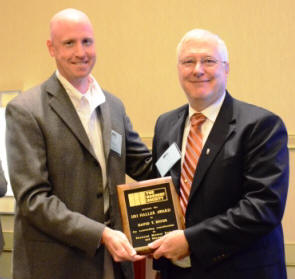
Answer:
[{"left": 149, "top": 29, "right": 289, "bottom": 279}]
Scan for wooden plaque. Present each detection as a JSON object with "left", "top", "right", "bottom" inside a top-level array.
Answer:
[{"left": 117, "top": 177, "right": 184, "bottom": 255}]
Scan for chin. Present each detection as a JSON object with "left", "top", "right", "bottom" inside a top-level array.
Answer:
[
  {"left": 75, "top": 70, "right": 91, "bottom": 77},
  {"left": 187, "top": 90, "right": 210, "bottom": 99}
]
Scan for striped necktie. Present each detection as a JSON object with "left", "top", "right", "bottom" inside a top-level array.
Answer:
[{"left": 180, "top": 113, "right": 206, "bottom": 215}]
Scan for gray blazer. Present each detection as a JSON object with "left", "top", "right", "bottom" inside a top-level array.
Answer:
[
  {"left": 0, "top": 160, "right": 7, "bottom": 254},
  {"left": 5, "top": 74, "right": 152, "bottom": 279}
]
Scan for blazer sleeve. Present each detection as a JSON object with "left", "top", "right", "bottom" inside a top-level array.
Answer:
[
  {"left": 5, "top": 100, "right": 104, "bottom": 257},
  {"left": 124, "top": 113, "right": 152, "bottom": 180},
  {"left": 184, "top": 113, "right": 289, "bottom": 267}
]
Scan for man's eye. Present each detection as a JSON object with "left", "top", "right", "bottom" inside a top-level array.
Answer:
[
  {"left": 83, "top": 39, "right": 93, "bottom": 46},
  {"left": 203, "top": 58, "right": 216, "bottom": 65},
  {"left": 183, "top": 60, "right": 194, "bottom": 64},
  {"left": 64, "top": 41, "right": 74, "bottom": 46}
]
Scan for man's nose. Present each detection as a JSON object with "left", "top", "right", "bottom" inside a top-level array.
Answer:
[
  {"left": 193, "top": 61, "right": 204, "bottom": 75},
  {"left": 75, "top": 42, "right": 86, "bottom": 57}
]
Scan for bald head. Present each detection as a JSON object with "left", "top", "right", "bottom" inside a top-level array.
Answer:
[
  {"left": 49, "top": 9, "right": 93, "bottom": 41},
  {"left": 47, "top": 8, "right": 96, "bottom": 92}
]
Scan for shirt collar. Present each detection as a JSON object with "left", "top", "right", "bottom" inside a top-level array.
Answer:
[
  {"left": 56, "top": 70, "right": 105, "bottom": 114},
  {"left": 188, "top": 91, "right": 226, "bottom": 123},
  {"left": 85, "top": 76, "right": 106, "bottom": 113}
]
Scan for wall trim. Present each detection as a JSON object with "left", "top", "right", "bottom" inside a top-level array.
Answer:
[
  {"left": 2, "top": 231, "right": 295, "bottom": 266},
  {"left": 289, "top": 135, "right": 295, "bottom": 150},
  {"left": 142, "top": 135, "right": 295, "bottom": 150},
  {"left": 3, "top": 231, "right": 13, "bottom": 252},
  {"left": 0, "top": 196, "right": 15, "bottom": 214},
  {"left": 286, "top": 243, "right": 295, "bottom": 266}
]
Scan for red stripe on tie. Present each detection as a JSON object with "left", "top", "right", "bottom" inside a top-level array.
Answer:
[{"left": 180, "top": 113, "right": 206, "bottom": 216}]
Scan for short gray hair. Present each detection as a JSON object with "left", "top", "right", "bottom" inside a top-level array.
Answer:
[{"left": 177, "top": 29, "right": 228, "bottom": 62}]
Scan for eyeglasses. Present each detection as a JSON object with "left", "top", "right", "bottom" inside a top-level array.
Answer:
[{"left": 179, "top": 57, "right": 226, "bottom": 68}]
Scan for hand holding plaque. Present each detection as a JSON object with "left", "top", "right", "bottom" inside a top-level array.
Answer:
[{"left": 117, "top": 177, "right": 184, "bottom": 255}]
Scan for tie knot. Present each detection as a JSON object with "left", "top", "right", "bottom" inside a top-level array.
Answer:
[{"left": 190, "top": 113, "right": 206, "bottom": 127}]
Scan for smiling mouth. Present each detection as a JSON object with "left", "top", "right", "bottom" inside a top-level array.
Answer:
[
  {"left": 72, "top": 61, "right": 88, "bottom": 65},
  {"left": 190, "top": 80, "right": 210, "bottom": 83}
]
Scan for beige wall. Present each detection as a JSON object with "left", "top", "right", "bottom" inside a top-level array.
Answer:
[
  {"left": 1, "top": 0, "right": 295, "bottom": 135},
  {"left": 1, "top": 0, "right": 294, "bottom": 276}
]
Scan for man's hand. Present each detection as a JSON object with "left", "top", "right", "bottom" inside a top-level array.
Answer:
[
  {"left": 101, "top": 227, "right": 145, "bottom": 262},
  {"left": 148, "top": 230, "right": 189, "bottom": 261}
]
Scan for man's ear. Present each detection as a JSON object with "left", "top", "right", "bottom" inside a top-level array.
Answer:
[{"left": 47, "top": 40, "right": 55, "bottom": 57}]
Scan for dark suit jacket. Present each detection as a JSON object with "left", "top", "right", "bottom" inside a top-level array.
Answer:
[
  {"left": 0, "top": 160, "right": 7, "bottom": 254},
  {"left": 152, "top": 92, "right": 289, "bottom": 279},
  {"left": 5, "top": 74, "right": 152, "bottom": 279}
]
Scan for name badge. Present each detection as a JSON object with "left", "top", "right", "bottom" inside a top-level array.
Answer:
[
  {"left": 156, "top": 143, "right": 181, "bottom": 177},
  {"left": 111, "top": 130, "right": 122, "bottom": 156}
]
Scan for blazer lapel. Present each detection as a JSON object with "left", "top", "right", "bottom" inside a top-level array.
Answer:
[
  {"left": 97, "top": 97, "right": 112, "bottom": 161},
  {"left": 46, "top": 75, "right": 97, "bottom": 160},
  {"left": 168, "top": 105, "right": 188, "bottom": 193},
  {"left": 189, "top": 93, "right": 236, "bottom": 199}
]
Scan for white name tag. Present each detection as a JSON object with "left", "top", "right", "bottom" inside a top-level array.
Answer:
[
  {"left": 156, "top": 143, "right": 181, "bottom": 177},
  {"left": 111, "top": 130, "right": 122, "bottom": 156}
]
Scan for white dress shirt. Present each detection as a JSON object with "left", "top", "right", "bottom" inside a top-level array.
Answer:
[
  {"left": 56, "top": 71, "right": 109, "bottom": 214},
  {"left": 181, "top": 92, "right": 226, "bottom": 166}
]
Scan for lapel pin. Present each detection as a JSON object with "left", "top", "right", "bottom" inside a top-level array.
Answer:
[{"left": 206, "top": 148, "right": 210, "bottom": 155}]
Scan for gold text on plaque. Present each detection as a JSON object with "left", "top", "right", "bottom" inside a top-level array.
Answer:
[{"left": 128, "top": 188, "right": 168, "bottom": 207}]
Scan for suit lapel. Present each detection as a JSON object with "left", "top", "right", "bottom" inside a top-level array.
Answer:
[
  {"left": 168, "top": 105, "right": 188, "bottom": 193},
  {"left": 97, "top": 95, "right": 112, "bottom": 161},
  {"left": 189, "top": 93, "right": 236, "bottom": 200},
  {"left": 46, "top": 75, "right": 97, "bottom": 159}
]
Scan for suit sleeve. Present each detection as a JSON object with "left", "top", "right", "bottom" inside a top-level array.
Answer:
[
  {"left": 124, "top": 113, "right": 152, "bottom": 180},
  {"left": 184, "top": 113, "right": 289, "bottom": 267},
  {"left": 5, "top": 101, "right": 104, "bottom": 257}
]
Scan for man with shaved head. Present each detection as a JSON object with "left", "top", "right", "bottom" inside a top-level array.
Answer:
[
  {"left": 149, "top": 29, "right": 289, "bottom": 278},
  {"left": 6, "top": 8, "right": 151, "bottom": 279}
]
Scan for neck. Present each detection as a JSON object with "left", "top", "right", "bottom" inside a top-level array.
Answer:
[
  {"left": 70, "top": 77, "right": 90, "bottom": 94},
  {"left": 189, "top": 90, "right": 226, "bottom": 112},
  {"left": 189, "top": 100, "right": 208, "bottom": 112}
]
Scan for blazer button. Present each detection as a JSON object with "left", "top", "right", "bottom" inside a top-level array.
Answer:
[{"left": 96, "top": 192, "right": 103, "bottom": 198}]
